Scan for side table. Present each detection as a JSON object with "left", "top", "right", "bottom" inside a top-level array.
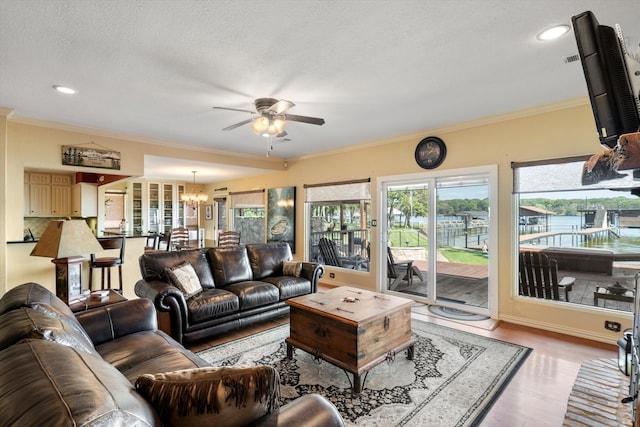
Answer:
[
  {"left": 593, "top": 286, "right": 634, "bottom": 307},
  {"left": 69, "top": 290, "right": 127, "bottom": 313}
]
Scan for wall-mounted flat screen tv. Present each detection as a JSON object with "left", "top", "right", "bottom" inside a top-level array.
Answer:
[{"left": 572, "top": 10, "right": 640, "bottom": 149}]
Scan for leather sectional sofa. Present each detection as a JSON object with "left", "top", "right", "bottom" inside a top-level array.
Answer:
[
  {"left": 135, "top": 242, "right": 323, "bottom": 345},
  {"left": 0, "top": 282, "right": 344, "bottom": 427}
]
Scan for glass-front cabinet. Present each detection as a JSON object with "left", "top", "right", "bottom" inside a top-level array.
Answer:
[
  {"left": 177, "top": 184, "right": 185, "bottom": 227},
  {"left": 126, "top": 180, "right": 189, "bottom": 234},
  {"left": 148, "top": 183, "right": 160, "bottom": 234},
  {"left": 131, "top": 182, "right": 143, "bottom": 233},
  {"left": 162, "top": 183, "right": 174, "bottom": 234}
]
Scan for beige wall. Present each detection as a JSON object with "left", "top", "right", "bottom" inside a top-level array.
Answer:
[{"left": 1, "top": 100, "right": 631, "bottom": 344}]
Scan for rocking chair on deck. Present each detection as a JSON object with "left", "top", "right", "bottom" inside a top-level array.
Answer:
[
  {"left": 519, "top": 251, "right": 575, "bottom": 301},
  {"left": 387, "top": 247, "right": 424, "bottom": 290},
  {"left": 318, "top": 237, "right": 368, "bottom": 270}
]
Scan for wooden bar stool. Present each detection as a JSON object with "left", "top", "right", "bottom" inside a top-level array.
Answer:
[{"left": 89, "top": 236, "right": 125, "bottom": 292}]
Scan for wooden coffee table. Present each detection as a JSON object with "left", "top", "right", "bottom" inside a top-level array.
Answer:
[{"left": 286, "top": 286, "right": 415, "bottom": 393}]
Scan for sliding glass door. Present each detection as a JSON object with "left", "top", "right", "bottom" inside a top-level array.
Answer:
[{"left": 379, "top": 166, "right": 496, "bottom": 316}]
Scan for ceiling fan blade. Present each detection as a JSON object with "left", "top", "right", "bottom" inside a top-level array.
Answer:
[
  {"left": 213, "top": 106, "right": 256, "bottom": 114},
  {"left": 269, "top": 99, "right": 295, "bottom": 115},
  {"left": 222, "top": 118, "right": 254, "bottom": 131},
  {"left": 282, "top": 114, "right": 325, "bottom": 126},
  {"left": 276, "top": 130, "right": 288, "bottom": 138}
]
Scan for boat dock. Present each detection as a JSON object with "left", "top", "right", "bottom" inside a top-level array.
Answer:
[{"left": 519, "top": 227, "right": 619, "bottom": 245}]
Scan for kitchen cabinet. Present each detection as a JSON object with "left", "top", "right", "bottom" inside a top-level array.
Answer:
[
  {"left": 51, "top": 185, "right": 72, "bottom": 216},
  {"left": 72, "top": 183, "right": 97, "bottom": 217},
  {"left": 25, "top": 172, "right": 72, "bottom": 217},
  {"left": 28, "top": 183, "right": 52, "bottom": 216}
]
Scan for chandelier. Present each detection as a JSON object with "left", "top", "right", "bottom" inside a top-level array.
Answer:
[{"left": 181, "top": 171, "right": 208, "bottom": 209}]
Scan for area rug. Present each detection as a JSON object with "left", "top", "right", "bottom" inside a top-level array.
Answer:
[
  {"left": 198, "top": 319, "right": 531, "bottom": 426},
  {"left": 426, "top": 305, "right": 490, "bottom": 321}
]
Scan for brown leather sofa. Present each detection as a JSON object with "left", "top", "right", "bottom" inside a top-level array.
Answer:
[
  {"left": 0, "top": 282, "right": 344, "bottom": 427},
  {"left": 135, "top": 242, "right": 323, "bottom": 345}
]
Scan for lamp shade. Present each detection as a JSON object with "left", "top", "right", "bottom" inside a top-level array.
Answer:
[{"left": 31, "top": 219, "right": 102, "bottom": 259}]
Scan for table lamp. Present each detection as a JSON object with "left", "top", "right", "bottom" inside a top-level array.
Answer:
[{"left": 30, "top": 218, "right": 103, "bottom": 304}]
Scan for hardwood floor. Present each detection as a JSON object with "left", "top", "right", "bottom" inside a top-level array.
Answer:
[{"left": 186, "top": 295, "right": 620, "bottom": 427}]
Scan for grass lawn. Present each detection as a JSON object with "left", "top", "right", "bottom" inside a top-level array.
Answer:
[{"left": 441, "top": 248, "right": 488, "bottom": 265}]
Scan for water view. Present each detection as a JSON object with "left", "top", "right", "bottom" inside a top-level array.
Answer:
[{"left": 530, "top": 215, "right": 640, "bottom": 254}]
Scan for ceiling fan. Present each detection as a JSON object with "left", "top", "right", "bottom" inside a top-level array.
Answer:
[{"left": 213, "top": 98, "right": 325, "bottom": 138}]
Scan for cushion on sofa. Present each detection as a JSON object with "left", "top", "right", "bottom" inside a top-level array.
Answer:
[
  {"left": 208, "top": 246, "right": 253, "bottom": 287},
  {"left": 282, "top": 261, "right": 302, "bottom": 277},
  {"left": 165, "top": 262, "right": 203, "bottom": 299},
  {"left": 246, "top": 243, "right": 293, "bottom": 280},
  {"left": 0, "top": 339, "right": 158, "bottom": 426},
  {"left": 0, "top": 307, "right": 98, "bottom": 355},
  {"left": 139, "top": 249, "right": 215, "bottom": 288},
  {"left": 96, "top": 330, "right": 209, "bottom": 382},
  {"left": 186, "top": 288, "right": 240, "bottom": 323},
  {"left": 263, "top": 276, "right": 312, "bottom": 300},
  {"left": 224, "top": 281, "right": 280, "bottom": 310},
  {"left": 135, "top": 366, "right": 279, "bottom": 427}
]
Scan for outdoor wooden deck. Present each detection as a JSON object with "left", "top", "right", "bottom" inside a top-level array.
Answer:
[{"left": 392, "top": 261, "right": 638, "bottom": 312}]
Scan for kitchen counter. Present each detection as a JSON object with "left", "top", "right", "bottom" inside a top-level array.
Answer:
[{"left": 7, "top": 232, "right": 152, "bottom": 244}]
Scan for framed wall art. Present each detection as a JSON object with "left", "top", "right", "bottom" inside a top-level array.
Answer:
[
  {"left": 205, "top": 205, "right": 213, "bottom": 220},
  {"left": 267, "top": 186, "right": 296, "bottom": 253},
  {"left": 62, "top": 144, "right": 121, "bottom": 170}
]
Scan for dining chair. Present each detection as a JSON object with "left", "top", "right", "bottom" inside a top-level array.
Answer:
[
  {"left": 169, "top": 227, "right": 191, "bottom": 250},
  {"left": 218, "top": 231, "right": 241, "bottom": 246}
]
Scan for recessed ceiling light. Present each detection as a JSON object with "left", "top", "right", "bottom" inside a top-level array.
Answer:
[
  {"left": 537, "top": 24, "right": 571, "bottom": 41},
  {"left": 52, "top": 85, "right": 77, "bottom": 95}
]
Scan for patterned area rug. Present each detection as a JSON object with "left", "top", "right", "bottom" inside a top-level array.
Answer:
[
  {"left": 198, "top": 319, "right": 530, "bottom": 426},
  {"left": 426, "top": 305, "right": 490, "bottom": 321}
]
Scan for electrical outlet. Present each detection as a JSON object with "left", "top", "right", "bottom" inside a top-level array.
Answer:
[
  {"left": 329, "top": 272, "right": 335, "bottom": 279},
  {"left": 605, "top": 320, "right": 621, "bottom": 332}
]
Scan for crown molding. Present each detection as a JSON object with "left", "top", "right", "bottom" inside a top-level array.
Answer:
[
  {"left": 290, "top": 97, "right": 590, "bottom": 162},
  {"left": 6, "top": 114, "right": 286, "bottom": 166}
]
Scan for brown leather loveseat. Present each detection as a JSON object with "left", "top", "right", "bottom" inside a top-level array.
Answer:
[
  {"left": 135, "top": 242, "right": 323, "bottom": 345},
  {"left": 0, "top": 282, "right": 344, "bottom": 427}
]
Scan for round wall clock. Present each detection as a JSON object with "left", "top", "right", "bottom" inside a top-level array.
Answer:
[{"left": 415, "top": 136, "right": 447, "bottom": 169}]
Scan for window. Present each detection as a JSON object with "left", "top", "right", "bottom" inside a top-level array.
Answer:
[
  {"left": 228, "top": 190, "right": 265, "bottom": 244},
  {"left": 305, "top": 179, "right": 371, "bottom": 271},
  {"left": 514, "top": 157, "right": 640, "bottom": 312}
]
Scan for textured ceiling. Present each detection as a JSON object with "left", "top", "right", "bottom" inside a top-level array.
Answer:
[{"left": 1, "top": 1, "right": 639, "bottom": 180}]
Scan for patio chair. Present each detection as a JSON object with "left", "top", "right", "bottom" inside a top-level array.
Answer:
[
  {"left": 519, "top": 251, "right": 575, "bottom": 301},
  {"left": 218, "top": 231, "right": 241, "bottom": 246},
  {"left": 387, "top": 247, "right": 424, "bottom": 290},
  {"left": 318, "top": 237, "right": 367, "bottom": 270}
]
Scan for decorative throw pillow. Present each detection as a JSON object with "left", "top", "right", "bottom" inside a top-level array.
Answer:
[
  {"left": 282, "top": 261, "right": 302, "bottom": 277},
  {"left": 135, "top": 366, "right": 280, "bottom": 427},
  {"left": 165, "top": 262, "right": 202, "bottom": 299}
]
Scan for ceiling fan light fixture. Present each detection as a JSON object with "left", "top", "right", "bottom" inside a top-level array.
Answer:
[
  {"left": 251, "top": 117, "right": 270, "bottom": 135},
  {"left": 251, "top": 117, "right": 286, "bottom": 137}
]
